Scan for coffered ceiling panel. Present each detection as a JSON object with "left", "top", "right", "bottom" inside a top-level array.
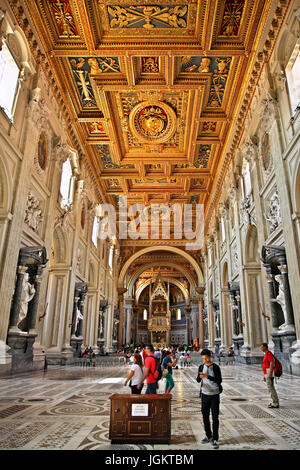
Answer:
[{"left": 25, "top": 0, "right": 270, "bottom": 215}]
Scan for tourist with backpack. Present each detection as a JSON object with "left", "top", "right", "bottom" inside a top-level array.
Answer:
[
  {"left": 137, "top": 344, "right": 161, "bottom": 394},
  {"left": 162, "top": 351, "right": 178, "bottom": 394},
  {"left": 260, "top": 343, "right": 280, "bottom": 409},
  {"left": 196, "top": 348, "right": 223, "bottom": 449}
]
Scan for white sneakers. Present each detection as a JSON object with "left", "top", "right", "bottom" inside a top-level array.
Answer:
[{"left": 201, "top": 436, "right": 219, "bottom": 448}]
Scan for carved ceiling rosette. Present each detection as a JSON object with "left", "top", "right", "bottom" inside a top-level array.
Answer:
[{"left": 129, "top": 100, "right": 177, "bottom": 144}]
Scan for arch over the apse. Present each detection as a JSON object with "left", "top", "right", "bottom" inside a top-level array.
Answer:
[
  {"left": 126, "top": 261, "right": 197, "bottom": 297},
  {"left": 136, "top": 277, "right": 190, "bottom": 304},
  {"left": 118, "top": 245, "right": 204, "bottom": 289}
]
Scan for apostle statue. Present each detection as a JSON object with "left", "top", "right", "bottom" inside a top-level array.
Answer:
[
  {"left": 271, "top": 274, "right": 288, "bottom": 330},
  {"left": 17, "top": 272, "right": 35, "bottom": 329},
  {"left": 75, "top": 306, "right": 83, "bottom": 335}
]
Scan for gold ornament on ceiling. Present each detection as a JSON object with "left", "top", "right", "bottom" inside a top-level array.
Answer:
[{"left": 129, "top": 101, "right": 177, "bottom": 144}]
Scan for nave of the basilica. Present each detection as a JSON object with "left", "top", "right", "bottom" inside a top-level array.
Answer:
[{"left": 0, "top": 0, "right": 300, "bottom": 452}]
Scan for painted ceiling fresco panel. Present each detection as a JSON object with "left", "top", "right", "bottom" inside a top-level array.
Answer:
[
  {"left": 69, "top": 56, "right": 122, "bottom": 108},
  {"left": 90, "top": 0, "right": 198, "bottom": 40},
  {"left": 107, "top": 4, "right": 188, "bottom": 29},
  {"left": 97, "top": 144, "right": 135, "bottom": 169},
  {"left": 69, "top": 58, "right": 97, "bottom": 108},
  {"left": 48, "top": 0, "right": 80, "bottom": 37},
  {"left": 86, "top": 121, "right": 106, "bottom": 135},
  {"left": 194, "top": 144, "right": 212, "bottom": 169},
  {"left": 180, "top": 56, "right": 232, "bottom": 108},
  {"left": 141, "top": 57, "right": 160, "bottom": 73},
  {"left": 219, "top": 0, "right": 246, "bottom": 37}
]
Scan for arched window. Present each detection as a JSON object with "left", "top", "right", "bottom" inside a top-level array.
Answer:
[
  {"left": 286, "top": 45, "right": 300, "bottom": 114},
  {"left": 92, "top": 216, "right": 99, "bottom": 247},
  {"left": 0, "top": 41, "right": 21, "bottom": 120},
  {"left": 176, "top": 308, "right": 181, "bottom": 321},
  {"left": 60, "top": 158, "right": 75, "bottom": 209},
  {"left": 221, "top": 217, "right": 226, "bottom": 243},
  {"left": 241, "top": 160, "right": 252, "bottom": 198},
  {"left": 108, "top": 245, "right": 114, "bottom": 269},
  {"left": 143, "top": 309, "right": 147, "bottom": 321},
  {"left": 208, "top": 247, "right": 212, "bottom": 267}
]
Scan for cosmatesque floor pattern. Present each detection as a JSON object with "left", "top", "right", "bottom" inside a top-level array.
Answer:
[{"left": 0, "top": 362, "right": 299, "bottom": 450}]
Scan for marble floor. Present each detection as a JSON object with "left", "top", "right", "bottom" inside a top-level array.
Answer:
[{"left": 0, "top": 361, "right": 299, "bottom": 451}]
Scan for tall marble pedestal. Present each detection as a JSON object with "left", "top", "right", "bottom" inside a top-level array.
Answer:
[
  {"left": 272, "top": 330, "right": 297, "bottom": 375},
  {"left": 97, "top": 340, "right": 105, "bottom": 355},
  {"left": 7, "top": 332, "right": 45, "bottom": 374},
  {"left": 233, "top": 336, "right": 244, "bottom": 362},
  {"left": 70, "top": 337, "right": 83, "bottom": 359}
]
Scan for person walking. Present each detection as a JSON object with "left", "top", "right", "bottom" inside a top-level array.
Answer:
[
  {"left": 196, "top": 348, "right": 223, "bottom": 449},
  {"left": 137, "top": 344, "right": 158, "bottom": 394},
  {"left": 179, "top": 352, "right": 186, "bottom": 368},
  {"left": 162, "top": 351, "right": 178, "bottom": 394},
  {"left": 124, "top": 353, "right": 144, "bottom": 394},
  {"left": 260, "top": 343, "right": 279, "bottom": 409},
  {"left": 154, "top": 347, "right": 161, "bottom": 361}
]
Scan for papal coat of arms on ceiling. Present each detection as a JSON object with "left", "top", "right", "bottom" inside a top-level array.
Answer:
[{"left": 129, "top": 100, "right": 177, "bottom": 144}]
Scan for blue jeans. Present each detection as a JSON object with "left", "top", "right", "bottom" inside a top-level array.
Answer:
[{"left": 146, "top": 382, "right": 157, "bottom": 394}]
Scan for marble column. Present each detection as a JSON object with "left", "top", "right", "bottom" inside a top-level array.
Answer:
[
  {"left": 117, "top": 288, "right": 127, "bottom": 348},
  {"left": 125, "top": 299, "right": 134, "bottom": 345},
  {"left": 198, "top": 295, "right": 204, "bottom": 348},
  {"left": 185, "top": 306, "right": 191, "bottom": 346},
  {"left": 191, "top": 299, "right": 199, "bottom": 346}
]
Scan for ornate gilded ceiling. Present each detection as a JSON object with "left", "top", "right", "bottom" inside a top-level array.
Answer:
[{"left": 23, "top": 0, "right": 272, "bottom": 233}]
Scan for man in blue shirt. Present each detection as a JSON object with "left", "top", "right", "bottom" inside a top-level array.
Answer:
[{"left": 162, "top": 351, "right": 178, "bottom": 394}]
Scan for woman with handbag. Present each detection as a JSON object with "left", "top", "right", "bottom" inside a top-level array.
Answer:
[{"left": 124, "top": 353, "right": 144, "bottom": 394}]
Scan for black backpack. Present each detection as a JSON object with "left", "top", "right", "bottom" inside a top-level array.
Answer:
[{"left": 149, "top": 354, "right": 163, "bottom": 381}]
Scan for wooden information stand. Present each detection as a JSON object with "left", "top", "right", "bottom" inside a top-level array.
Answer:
[{"left": 109, "top": 394, "right": 172, "bottom": 444}]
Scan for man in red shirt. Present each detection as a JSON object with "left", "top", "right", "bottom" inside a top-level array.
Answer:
[
  {"left": 137, "top": 344, "right": 158, "bottom": 394},
  {"left": 260, "top": 343, "right": 279, "bottom": 408}
]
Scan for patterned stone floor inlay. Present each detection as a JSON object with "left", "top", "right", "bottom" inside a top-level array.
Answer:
[{"left": 0, "top": 363, "right": 299, "bottom": 450}]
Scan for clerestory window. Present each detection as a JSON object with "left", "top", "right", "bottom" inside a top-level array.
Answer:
[
  {"left": 0, "top": 41, "right": 21, "bottom": 121},
  {"left": 59, "top": 158, "right": 75, "bottom": 210}
]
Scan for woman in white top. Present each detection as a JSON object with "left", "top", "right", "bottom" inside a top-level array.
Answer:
[{"left": 124, "top": 353, "right": 144, "bottom": 394}]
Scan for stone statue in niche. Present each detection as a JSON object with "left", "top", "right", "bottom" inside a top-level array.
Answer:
[
  {"left": 17, "top": 273, "right": 36, "bottom": 329},
  {"left": 99, "top": 313, "right": 105, "bottom": 338},
  {"left": 265, "top": 191, "right": 282, "bottom": 233},
  {"left": 215, "top": 311, "right": 221, "bottom": 338},
  {"left": 24, "top": 193, "right": 43, "bottom": 232},
  {"left": 271, "top": 274, "right": 288, "bottom": 330},
  {"left": 75, "top": 306, "right": 83, "bottom": 335},
  {"left": 76, "top": 248, "right": 82, "bottom": 271},
  {"left": 113, "top": 319, "right": 119, "bottom": 340}
]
